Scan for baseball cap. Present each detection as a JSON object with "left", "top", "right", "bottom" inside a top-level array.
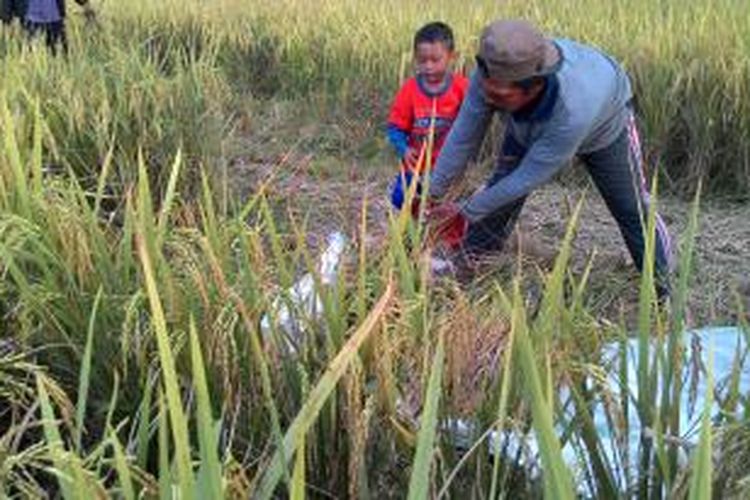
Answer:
[{"left": 477, "top": 19, "right": 561, "bottom": 81}]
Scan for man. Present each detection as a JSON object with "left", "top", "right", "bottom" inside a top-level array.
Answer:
[
  {"left": 427, "top": 19, "right": 673, "bottom": 295},
  {"left": 0, "top": 0, "right": 25, "bottom": 24},
  {"left": 1, "top": 0, "right": 95, "bottom": 53}
]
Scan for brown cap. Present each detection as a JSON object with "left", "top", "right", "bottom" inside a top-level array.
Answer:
[{"left": 478, "top": 19, "right": 561, "bottom": 81}]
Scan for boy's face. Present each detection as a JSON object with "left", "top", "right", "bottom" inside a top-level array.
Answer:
[{"left": 415, "top": 41, "right": 453, "bottom": 85}]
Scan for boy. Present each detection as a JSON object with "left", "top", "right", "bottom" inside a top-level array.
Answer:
[{"left": 387, "top": 21, "right": 468, "bottom": 210}]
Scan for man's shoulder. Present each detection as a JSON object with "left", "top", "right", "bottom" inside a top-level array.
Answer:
[
  {"left": 554, "top": 38, "right": 596, "bottom": 53},
  {"left": 555, "top": 38, "right": 622, "bottom": 69},
  {"left": 555, "top": 37, "right": 629, "bottom": 99}
]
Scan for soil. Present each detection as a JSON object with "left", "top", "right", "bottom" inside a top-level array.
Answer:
[
  {"left": 522, "top": 184, "right": 750, "bottom": 324},
  {"left": 230, "top": 155, "right": 750, "bottom": 327}
]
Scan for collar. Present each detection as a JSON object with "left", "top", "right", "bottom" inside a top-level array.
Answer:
[
  {"left": 512, "top": 74, "right": 560, "bottom": 122},
  {"left": 416, "top": 73, "right": 454, "bottom": 98}
]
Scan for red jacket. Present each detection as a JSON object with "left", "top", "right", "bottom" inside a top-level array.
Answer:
[{"left": 387, "top": 73, "right": 469, "bottom": 173}]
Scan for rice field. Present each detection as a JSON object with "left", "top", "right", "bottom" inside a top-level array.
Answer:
[{"left": 1, "top": 0, "right": 749, "bottom": 498}]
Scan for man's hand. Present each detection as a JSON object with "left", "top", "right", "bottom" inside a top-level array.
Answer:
[{"left": 425, "top": 202, "right": 468, "bottom": 248}]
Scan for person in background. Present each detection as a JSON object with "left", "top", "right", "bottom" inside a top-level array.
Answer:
[
  {"left": 426, "top": 19, "right": 673, "bottom": 296},
  {"left": 386, "top": 21, "right": 469, "bottom": 212},
  {"left": 1, "top": 0, "right": 95, "bottom": 53},
  {"left": 0, "top": 0, "right": 26, "bottom": 25}
]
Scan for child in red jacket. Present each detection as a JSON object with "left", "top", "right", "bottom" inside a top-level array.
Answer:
[{"left": 387, "top": 21, "right": 469, "bottom": 210}]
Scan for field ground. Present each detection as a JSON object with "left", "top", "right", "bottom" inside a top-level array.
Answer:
[
  {"left": 522, "top": 184, "right": 750, "bottom": 322},
  {"left": 228, "top": 112, "right": 750, "bottom": 327},
  {"left": 2, "top": 1, "right": 750, "bottom": 496}
]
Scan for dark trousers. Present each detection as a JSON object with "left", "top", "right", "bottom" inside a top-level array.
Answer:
[
  {"left": 464, "top": 110, "right": 673, "bottom": 285},
  {"left": 0, "top": 0, "right": 26, "bottom": 24},
  {"left": 25, "top": 20, "right": 67, "bottom": 54}
]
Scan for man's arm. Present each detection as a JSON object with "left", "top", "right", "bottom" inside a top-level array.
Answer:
[
  {"left": 461, "top": 115, "right": 585, "bottom": 222},
  {"left": 429, "top": 71, "right": 494, "bottom": 198}
]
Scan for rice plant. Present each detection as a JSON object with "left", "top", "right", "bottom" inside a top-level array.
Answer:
[{"left": 1, "top": 1, "right": 748, "bottom": 498}]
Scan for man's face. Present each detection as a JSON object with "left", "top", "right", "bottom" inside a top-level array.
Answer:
[
  {"left": 480, "top": 77, "right": 540, "bottom": 112},
  {"left": 415, "top": 42, "right": 453, "bottom": 86}
]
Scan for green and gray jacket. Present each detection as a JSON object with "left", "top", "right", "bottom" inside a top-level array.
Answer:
[{"left": 429, "top": 38, "right": 633, "bottom": 222}]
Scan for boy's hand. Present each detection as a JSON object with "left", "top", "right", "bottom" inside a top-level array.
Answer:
[
  {"left": 403, "top": 147, "right": 420, "bottom": 169},
  {"left": 409, "top": 195, "right": 436, "bottom": 220},
  {"left": 425, "top": 202, "right": 468, "bottom": 248}
]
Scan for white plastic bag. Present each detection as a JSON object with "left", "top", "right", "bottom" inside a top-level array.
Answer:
[{"left": 260, "top": 231, "right": 347, "bottom": 355}]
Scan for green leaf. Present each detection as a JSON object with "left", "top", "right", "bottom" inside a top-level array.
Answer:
[
  {"left": 290, "top": 435, "right": 306, "bottom": 500},
  {"left": 156, "top": 149, "right": 182, "bottom": 249},
  {"left": 190, "top": 317, "right": 223, "bottom": 500},
  {"left": 111, "top": 430, "right": 136, "bottom": 500},
  {"left": 75, "top": 286, "right": 103, "bottom": 452},
  {"left": 513, "top": 278, "right": 575, "bottom": 499},
  {"left": 158, "top": 391, "right": 174, "bottom": 500},
  {"left": 37, "top": 374, "right": 94, "bottom": 499},
  {"left": 254, "top": 282, "right": 393, "bottom": 498},
  {"left": 407, "top": 332, "right": 444, "bottom": 500},
  {"left": 688, "top": 345, "right": 713, "bottom": 500},
  {"left": 136, "top": 374, "right": 154, "bottom": 470},
  {"left": 137, "top": 227, "right": 195, "bottom": 498},
  {"left": 1, "top": 94, "right": 30, "bottom": 216}
]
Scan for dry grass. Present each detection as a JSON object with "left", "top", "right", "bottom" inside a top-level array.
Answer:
[
  {"left": 228, "top": 137, "right": 750, "bottom": 327},
  {"left": 441, "top": 292, "right": 508, "bottom": 416},
  {"left": 2, "top": 1, "right": 748, "bottom": 496},
  {"left": 521, "top": 183, "right": 750, "bottom": 324}
]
